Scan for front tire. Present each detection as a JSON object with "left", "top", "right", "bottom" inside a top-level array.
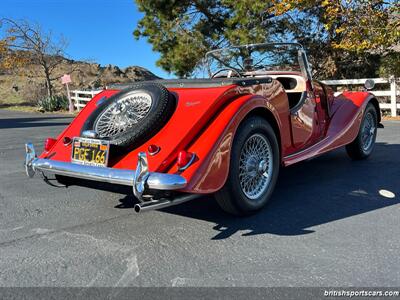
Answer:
[
  {"left": 346, "top": 103, "right": 378, "bottom": 160},
  {"left": 215, "top": 116, "right": 280, "bottom": 216}
]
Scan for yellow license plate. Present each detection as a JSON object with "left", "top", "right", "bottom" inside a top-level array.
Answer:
[{"left": 71, "top": 138, "right": 110, "bottom": 167}]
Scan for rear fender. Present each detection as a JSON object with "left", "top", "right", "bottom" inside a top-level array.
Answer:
[
  {"left": 330, "top": 91, "right": 379, "bottom": 145},
  {"left": 38, "top": 86, "right": 237, "bottom": 166},
  {"left": 178, "top": 95, "right": 281, "bottom": 194}
]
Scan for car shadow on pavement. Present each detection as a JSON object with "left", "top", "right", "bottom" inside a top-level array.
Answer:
[
  {"left": 0, "top": 117, "right": 72, "bottom": 129},
  {"left": 155, "top": 142, "right": 399, "bottom": 240}
]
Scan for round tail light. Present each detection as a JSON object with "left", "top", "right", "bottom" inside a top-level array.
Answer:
[
  {"left": 148, "top": 144, "right": 160, "bottom": 155},
  {"left": 177, "top": 151, "right": 195, "bottom": 170},
  {"left": 63, "top": 137, "right": 72, "bottom": 146},
  {"left": 44, "top": 138, "right": 57, "bottom": 152}
]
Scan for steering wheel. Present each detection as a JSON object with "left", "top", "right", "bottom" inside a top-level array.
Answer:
[{"left": 211, "top": 68, "right": 241, "bottom": 79}]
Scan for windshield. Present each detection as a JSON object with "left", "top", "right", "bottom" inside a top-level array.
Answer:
[{"left": 204, "top": 43, "right": 308, "bottom": 78}]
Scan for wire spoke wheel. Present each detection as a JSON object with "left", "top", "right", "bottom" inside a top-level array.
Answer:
[
  {"left": 345, "top": 103, "right": 378, "bottom": 160},
  {"left": 238, "top": 133, "right": 273, "bottom": 200},
  {"left": 80, "top": 83, "right": 174, "bottom": 150},
  {"left": 95, "top": 92, "right": 152, "bottom": 138},
  {"left": 215, "top": 117, "right": 279, "bottom": 215},
  {"left": 361, "top": 112, "right": 376, "bottom": 152}
]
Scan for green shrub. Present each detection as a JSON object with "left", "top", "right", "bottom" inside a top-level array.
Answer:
[{"left": 37, "top": 95, "right": 69, "bottom": 112}]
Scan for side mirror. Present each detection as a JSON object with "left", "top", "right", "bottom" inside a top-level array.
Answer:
[{"left": 364, "top": 79, "right": 375, "bottom": 90}]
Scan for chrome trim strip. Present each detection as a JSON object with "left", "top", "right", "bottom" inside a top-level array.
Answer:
[{"left": 283, "top": 137, "right": 328, "bottom": 159}]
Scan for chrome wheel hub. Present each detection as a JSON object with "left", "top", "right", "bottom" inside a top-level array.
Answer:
[
  {"left": 95, "top": 92, "right": 152, "bottom": 138},
  {"left": 361, "top": 112, "right": 376, "bottom": 152},
  {"left": 258, "top": 160, "right": 268, "bottom": 174},
  {"left": 239, "top": 134, "right": 273, "bottom": 200}
]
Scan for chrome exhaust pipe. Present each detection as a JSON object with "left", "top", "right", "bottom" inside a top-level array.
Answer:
[{"left": 134, "top": 194, "right": 201, "bottom": 213}]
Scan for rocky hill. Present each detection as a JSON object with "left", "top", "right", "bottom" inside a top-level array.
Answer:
[{"left": 0, "top": 57, "right": 160, "bottom": 107}]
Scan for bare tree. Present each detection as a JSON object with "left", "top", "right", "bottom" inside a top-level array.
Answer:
[{"left": 0, "top": 18, "right": 76, "bottom": 97}]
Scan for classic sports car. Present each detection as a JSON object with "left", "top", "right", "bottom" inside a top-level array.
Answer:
[{"left": 25, "top": 43, "right": 381, "bottom": 215}]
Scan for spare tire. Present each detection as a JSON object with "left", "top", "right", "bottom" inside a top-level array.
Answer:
[{"left": 81, "top": 82, "right": 175, "bottom": 149}]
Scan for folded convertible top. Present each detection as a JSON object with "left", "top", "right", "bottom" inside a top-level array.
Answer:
[{"left": 112, "top": 77, "right": 273, "bottom": 89}]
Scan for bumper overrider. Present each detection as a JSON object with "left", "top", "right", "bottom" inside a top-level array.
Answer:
[{"left": 25, "top": 143, "right": 198, "bottom": 212}]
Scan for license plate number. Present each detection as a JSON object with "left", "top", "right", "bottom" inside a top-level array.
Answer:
[{"left": 71, "top": 138, "right": 109, "bottom": 167}]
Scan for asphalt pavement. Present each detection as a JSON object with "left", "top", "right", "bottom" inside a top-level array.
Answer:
[{"left": 0, "top": 110, "right": 399, "bottom": 287}]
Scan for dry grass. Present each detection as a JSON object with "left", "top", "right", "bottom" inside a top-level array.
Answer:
[
  {"left": 382, "top": 116, "right": 400, "bottom": 121},
  {"left": 0, "top": 59, "right": 158, "bottom": 108}
]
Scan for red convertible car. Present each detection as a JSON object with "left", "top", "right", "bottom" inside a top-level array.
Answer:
[{"left": 25, "top": 43, "right": 381, "bottom": 215}]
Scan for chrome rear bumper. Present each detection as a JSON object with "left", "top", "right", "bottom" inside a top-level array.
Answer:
[{"left": 25, "top": 143, "right": 186, "bottom": 201}]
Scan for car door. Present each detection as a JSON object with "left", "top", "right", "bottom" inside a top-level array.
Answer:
[
  {"left": 290, "top": 89, "right": 322, "bottom": 150},
  {"left": 313, "top": 81, "right": 330, "bottom": 136},
  {"left": 289, "top": 81, "right": 329, "bottom": 150}
]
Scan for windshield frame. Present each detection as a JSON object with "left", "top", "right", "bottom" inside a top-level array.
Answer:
[{"left": 205, "top": 42, "right": 312, "bottom": 82}]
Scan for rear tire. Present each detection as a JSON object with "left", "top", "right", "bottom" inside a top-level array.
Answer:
[
  {"left": 215, "top": 116, "right": 280, "bottom": 216},
  {"left": 346, "top": 103, "right": 377, "bottom": 160}
]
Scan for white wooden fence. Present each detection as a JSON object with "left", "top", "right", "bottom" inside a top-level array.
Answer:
[
  {"left": 70, "top": 90, "right": 103, "bottom": 112},
  {"left": 71, "top": 76, "right": 399, "bottom": 116},
  {"left": 322, "top": 76, "right": 399, "bottom": 117}
]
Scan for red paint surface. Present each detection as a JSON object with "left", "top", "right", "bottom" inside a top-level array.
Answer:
[
  {"left": 283, "top": 91, "right": 374, "bottom": 166},
  {"left": 39, "top": 80, "right": 376, "bottom": 194}
]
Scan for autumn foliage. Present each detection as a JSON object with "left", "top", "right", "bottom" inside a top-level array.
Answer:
[
  {"left": 269, "top": 0, "right": 399, "bottom": 52},
  {"left": 134, "top": 0, "right": 399, "bottom": 78},
  {"left": 0, "top": 35, "right": 28, "bottom": 70}
]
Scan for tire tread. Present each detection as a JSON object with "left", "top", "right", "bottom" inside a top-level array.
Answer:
[
  {"left": 81, "top": 82, "right": 175, "bottom": 151},
  {"left": 215, "top": 116, "right": 280, "bottom": 216},
  {"left": 345, "top": 103, "right": 377, "bottom": 160}
]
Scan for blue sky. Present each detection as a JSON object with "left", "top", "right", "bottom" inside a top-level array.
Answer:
[{"left": 2, "top": 0, "right": 171, "bottom": 78}]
